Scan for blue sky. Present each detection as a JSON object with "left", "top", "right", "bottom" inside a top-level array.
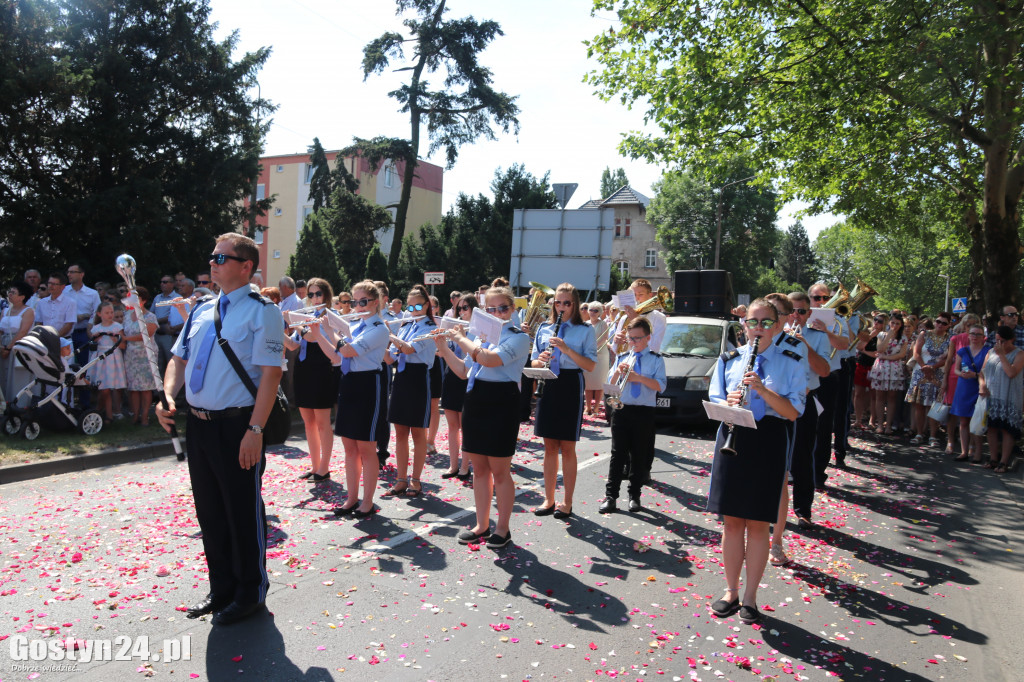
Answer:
[{"left": 208, "top": 0, "right": 838, "bottom": 238}]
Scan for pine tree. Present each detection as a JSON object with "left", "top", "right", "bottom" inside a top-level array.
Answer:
[
  {"left": 289, "top": 217, "right": 347, "bottom": 294},
  {"left": 364, "top": 243, "right": 389, "bottom": 285},
  {"left": 600, "top": 167, "right": 630, "bottom": 199}
]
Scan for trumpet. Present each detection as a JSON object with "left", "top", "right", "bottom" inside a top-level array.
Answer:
[
  {"left": 602, "top": 286, "right": 674, "bottom": 353},
  {"left": 605, "top": 351, "right": 637, "bottom": 411},
  {"left": 720, "top": 337, "right": 760, "bottom": 456}
]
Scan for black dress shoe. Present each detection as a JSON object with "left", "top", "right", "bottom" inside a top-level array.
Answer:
[
  {"left": 333, "top": 502, "right": 359, "bottom": 516},
  {"left": 185, "top": 594, "right": 231, "bottom": 619},
  {"left": 628, "top": 497, "right": 642, "bottom": 513},
  {"left": 552, "top": 506, "right": 573, "bottom": 520},
  {"left": 212, "top": 601, "right": 264, "bottom": 626},
  {"left": 351, "top": 505, "right": 378, "bottom": 519},
  {"left": 796, "top": 516, "right": 815, "bottom": 529},
  {"left": 598, "top": 497, "right": 617, "bottom": 514}
]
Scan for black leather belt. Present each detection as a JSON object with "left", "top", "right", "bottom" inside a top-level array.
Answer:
[{"left": 190, "top": 405, "right": 254, "bottom": 421}]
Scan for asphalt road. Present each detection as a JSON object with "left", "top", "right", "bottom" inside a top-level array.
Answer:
[{"left": 1, "top": 414, "right": 1022, "bottom": 681}]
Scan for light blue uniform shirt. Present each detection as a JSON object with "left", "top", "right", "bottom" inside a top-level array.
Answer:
[
  {"left": 171, "top": 286, "right": 284, "bottom": 411},
  {"left": 531, "top": 320, "right": 598, "bottom": 370},
  {"left": 824, "top": 316, "right": 847, "bottom": 372},
  {"left": 773, "top": 332, "right": 810, "bottom": 391},
  {"left": 606, "top": 348, "right": 667, "bottom": 407},
  {"left": 709, "top": 339, "right": 807, "bottom": 419},
  {"left": 343, "top": 313, "right": 390, "bottom": 371},
  {"left": 795, "top": 327, "right": 831, "bottom": 391},
  {"left": 463, "top": 325, "right": 531, "bottom": 384},
  {"left": 841, "top": 315, "right": 861, "bottom": 360},
  {"left": 392, "top": 316, "right": 437, "bottom": 368}
]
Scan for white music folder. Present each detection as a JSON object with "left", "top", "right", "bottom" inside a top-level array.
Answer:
[{"left": 702, "top": 401, "right": 758, "bottom": 429}]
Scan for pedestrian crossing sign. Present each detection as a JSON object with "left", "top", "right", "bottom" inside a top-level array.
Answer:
[{"left": 952, "top": 297, "right": 967, "bottom": 313}]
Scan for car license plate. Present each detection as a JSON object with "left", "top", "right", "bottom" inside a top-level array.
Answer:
[{"left": 656, "top": 397, "right": 671, "bottom": 408}]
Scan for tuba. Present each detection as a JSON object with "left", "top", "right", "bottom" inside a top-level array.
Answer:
[
  {"left": 822, "top": 283, "right": 851, "bottom": 359},
  {"left": 606, "top": 286, "right": 674, "bottom": 354},
  {"left": 844, "top": 279, "right": 878, "bottom": 328},
  {"left": 521, "top": 281, "right": 554, "bottom": 340}
]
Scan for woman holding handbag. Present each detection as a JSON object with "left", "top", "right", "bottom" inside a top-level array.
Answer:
[
  {"left": 868, "top": 313, "right": 909, "bottom": 434},
  {"left": 906, "top": 312, "right": 952, "bottom": 447},
  {"left": 978, "top": 326, "right": 1024, "bottom": 474},
  {"left": 951, "top": 324, "right": 989, "bottom": 463}
]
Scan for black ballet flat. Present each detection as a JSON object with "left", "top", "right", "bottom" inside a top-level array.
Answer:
[
  {"left": 456, "top": 471, "right": 472, "bottom": 481},
  {"left": 333, "top": 502, "right": 360, "bottom": 516},
  {"left": 552, "top": 507, "right": 573, "bottom": 520},
  {"left": 440, "top": 469, "right": 460, "bottom": 479},
  {"left": 533, "top": 505, "right": 556, "bottom": 517},
  {"left": 351, "top": 505, "right": 378, "bottom": 519},
  {"left": 297, "top": 471, "right": 314, "bottom": 480},
  {"left": 710, "top": 597, "right": 740, "bottom": 618}
]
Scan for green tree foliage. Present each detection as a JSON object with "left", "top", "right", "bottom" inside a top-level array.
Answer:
[
  {"left": 600, "top": 167, "right": 630, "bottom": 199},
  {"left": 775, "top": 223, "right": 817, "bottom": 290},
  {"left": 307, "top": 138, "right": 333, "bottom": 213},
  {"left": 0, "top": 0, "right": 272, "bottom": 286},
  {"left": 393, "top": 164, "right": 557, "bottom": 294},
  {"left": 364, "top": 243, "right": 390, "bottom": 285},
  {"left": 812, "top": 210, "right": 971, "bottom": 316},
  {"left": 646, "top": 165, "right": 779, "bottom": 296},
  {"left": 585, "top": 0, "right": 1024, "bottom": 319},
  {"left": 315, "top": 185, "right": 394, "bottom": 283},
  {"left": 288, "top": 218, "right": 347, "bottom": 295},
  {"left": 358, "top": 0, "right": 520, "bottom": 271}
]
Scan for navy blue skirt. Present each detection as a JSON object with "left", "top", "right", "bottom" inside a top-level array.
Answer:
[
  {"left": 388, "top": 363, "right": 431, "bottom": 428},
  {"left": 706, "top": 416, "right": 789, "bottom": 523},
  {"left": 463, "top": 380, "right": 520, "bottom": 458},
  {"left": 334, "top": 369, "right": 385, "bottom": 442},
  {"left": 441, "top": 365, "right": 468, "bottom": 412},
  {"left": 534, "top": 369, "right": 584, "bottom": 441}
]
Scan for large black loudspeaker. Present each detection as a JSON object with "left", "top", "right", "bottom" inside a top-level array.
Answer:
[
  {"left": 699, "top": 270, "right": 733, "bottom": 316},
  {"left": 673, "top": 270, "right": 700, "bottom": 314}
]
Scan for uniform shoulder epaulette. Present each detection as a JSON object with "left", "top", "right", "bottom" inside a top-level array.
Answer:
[
  {"left": 720, "top": 349, "right": 741, "bottom": 362},
  {"left": 649, "top": 351, "right": 662, "bottom": 357},
  {"left": 509, "top": 326, "right": 524, "bottom": 334},
  {"left": 783, "top": 335, "right": 801, "bottom": 347},
  {"left": 781, "top": 349, "right": 802, "bottom": 361},
  {"left": 247, "top": 292, "right": 273, "bottom": 305},
  {"left": 372, "top": 319, "right": 383, "bottom": 326}
]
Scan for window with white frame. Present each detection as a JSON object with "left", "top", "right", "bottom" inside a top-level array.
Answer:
[
  {"left": 256, "top": 184, "right": 265, "bottom": 201},
  {"left": 383, "top": 163, "right": 396, "bottom": 188},
  {"left": 304, "top": 164, "right": 315, "bottom": 184},
  {"left": 645, "top": 249, "right": 657, "bottom": 268},
  {"left": 616, "top": 261, "right": 629, "bottom": 278},
  {"left": 254, "top": 228, "right": 264, "bottom": 245}
]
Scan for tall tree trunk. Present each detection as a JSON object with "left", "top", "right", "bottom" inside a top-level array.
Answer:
[
  {"left": 981, "top": 146, "right": 1022, "bottom": 327},
  {"left": 963, "top": 204, "right": 985, "bottom": 316}
]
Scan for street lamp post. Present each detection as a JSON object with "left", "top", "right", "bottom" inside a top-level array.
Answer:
[
  {"left": 938, "top": 273, "right": 950, "bottom": 312},
  {"left": 714, "top": 175, "right": 756, "bottom": 270}
]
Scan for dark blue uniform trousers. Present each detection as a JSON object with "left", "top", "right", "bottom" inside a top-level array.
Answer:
[{"left": 186, "top": 410, "right": 269, "bottom": 606}]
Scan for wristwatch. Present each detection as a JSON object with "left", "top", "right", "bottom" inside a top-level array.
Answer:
[{"left": 247, "top": 424, "right": 264, "bottom": 435}]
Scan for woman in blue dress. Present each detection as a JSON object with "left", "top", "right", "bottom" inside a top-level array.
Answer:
[{"left": 950, "top": 324, "right": 989, "bottom": 463}]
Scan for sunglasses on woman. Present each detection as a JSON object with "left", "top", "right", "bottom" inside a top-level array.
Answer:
[
  {"left": 406, "top": 303, "right": 425, "bottom": 312},
  {"left": 351, "top": 297, "right": 374, "bottom": 307},
  {"left": 457, "top": 304, "right": 471, "bottom": 312},
  {"left": 485, "top": 304, "right": 513, "bottom": 314},
  {"left": 309, "top": 290, "right": 325, "bottom": 298},
  {"left": 743, "top": 318, "right": 777, "bottom": 329}
]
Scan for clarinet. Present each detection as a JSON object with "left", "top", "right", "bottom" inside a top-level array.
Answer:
[
  {"left": 535, "top": 312, "right": 563, "bottom": 399},
  {"left": 720, "top": 337, "right": 760, "bottom": 456}
]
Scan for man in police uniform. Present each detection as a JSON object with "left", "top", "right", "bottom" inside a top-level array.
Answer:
[
  {"left": 375, "top": 280, "right": 396, "bottom": 467},
  {"left": 156, "top": 233, "right": 284, "bottom": 626}
]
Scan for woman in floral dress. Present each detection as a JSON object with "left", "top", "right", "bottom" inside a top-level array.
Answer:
[
  {"left": 868, "top": 313, "right": 909, "bottom": 434},
  {"left": 906, "top": 312, "right": 952, "bottom": 447},
  {"left": 122, "top": 286, "right": 161, "bottom": 426}
]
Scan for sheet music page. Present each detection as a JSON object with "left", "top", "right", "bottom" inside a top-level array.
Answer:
[
  {"left": 808, "top": 308, "right": 836, "bottom": 327},
  {"left": 322, "top": 309, "right": 351, "bottom": 338},
  {"left": 616, "top": 289, "right": 638, "bottom": 309},
  {"left": 469, "top": 307, "right": 503, "bottom": 344},
  {"left": 702, "top": 401, "right": 758, "bottom": 429}
]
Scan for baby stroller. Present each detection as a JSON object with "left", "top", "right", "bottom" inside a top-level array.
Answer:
[{"left": 0, "top": 325, "right": 116, "bottom": 440}]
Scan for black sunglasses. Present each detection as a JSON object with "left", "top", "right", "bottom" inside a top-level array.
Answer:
[
  {"left": 811, "top": 295, "right": 830, "bottom": 301},
  {"left": 309, "top": 290, "right": 325, "bottom": 298},
  {"left": 352, "top": 297, "right": 374, "bottom": 307},
  {"left": 209, "top": 253, "right": 247, "bottom": 265},
  {"left": 338, "top": 299, "right": 352, "bottom": 304},
  {"left": 792, "top": 307, "right": 809, "bottom": 315},
  {"left": 457, "top": 304, "right": 471, "bottom": 311},
  {"left": 485, "top": 304, "right": 513, "bottom": 314}
]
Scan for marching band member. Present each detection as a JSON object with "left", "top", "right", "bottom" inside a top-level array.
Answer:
[
  {"left": 597, "top": 317, "right": 666, "bottom": 514},
  {"left": 306, "top": 281, "right": 389, "bottom": 517},
  {"left": 808, "top": 282, "right": 851, "bottom": 486},
  {"left": 374, "top": 281, "right": 396, "bottom": 468},
  {"left": 784, "top": 292, "right": 831, "bottom": 534},
  {"left": 530, "top": 283, "right": 597, "bottom": 519},
  {"left": 382, "top": 284, "right": 437, "bottom": 498},
  {"left": 611, "top": 278, "right": 667, "bottom": 352},
  {"left": 706, "top": 298, "right": 806, "bottom": 625},
  {"left": 436, "top": 286, "right": 530, "bottom": 549},
  {"left": 427, "top": 294, "right": 444, "bottom": 456},
  {"left": 282, "top": 277, "right": 339, "bottom": 482},
  {"left": 439, "top": 293, "right": 478, "bottom": 480}
]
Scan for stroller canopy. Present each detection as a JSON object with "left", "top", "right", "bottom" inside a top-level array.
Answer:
[{"left": 14, "top": 326, "right": 65, "bottom": 383}]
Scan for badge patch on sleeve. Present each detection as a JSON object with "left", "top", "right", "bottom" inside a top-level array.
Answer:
[{"left": 265, "top": 339, "right": 285, "bottom": 354}]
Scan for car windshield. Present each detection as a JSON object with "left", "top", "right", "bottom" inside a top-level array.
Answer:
[{"left": 662, "top": 321, "right": 724, "bottom": 357}]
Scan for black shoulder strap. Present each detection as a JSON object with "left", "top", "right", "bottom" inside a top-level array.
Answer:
[
  {"left": 782, "top": 349, "right": 802, "bottom": 361},
  {"left": 720, "top": 349, "right": 740, "bottom": 363},
  {"left": 214, "top": 300, "right": 258, "bottom": 399}
]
